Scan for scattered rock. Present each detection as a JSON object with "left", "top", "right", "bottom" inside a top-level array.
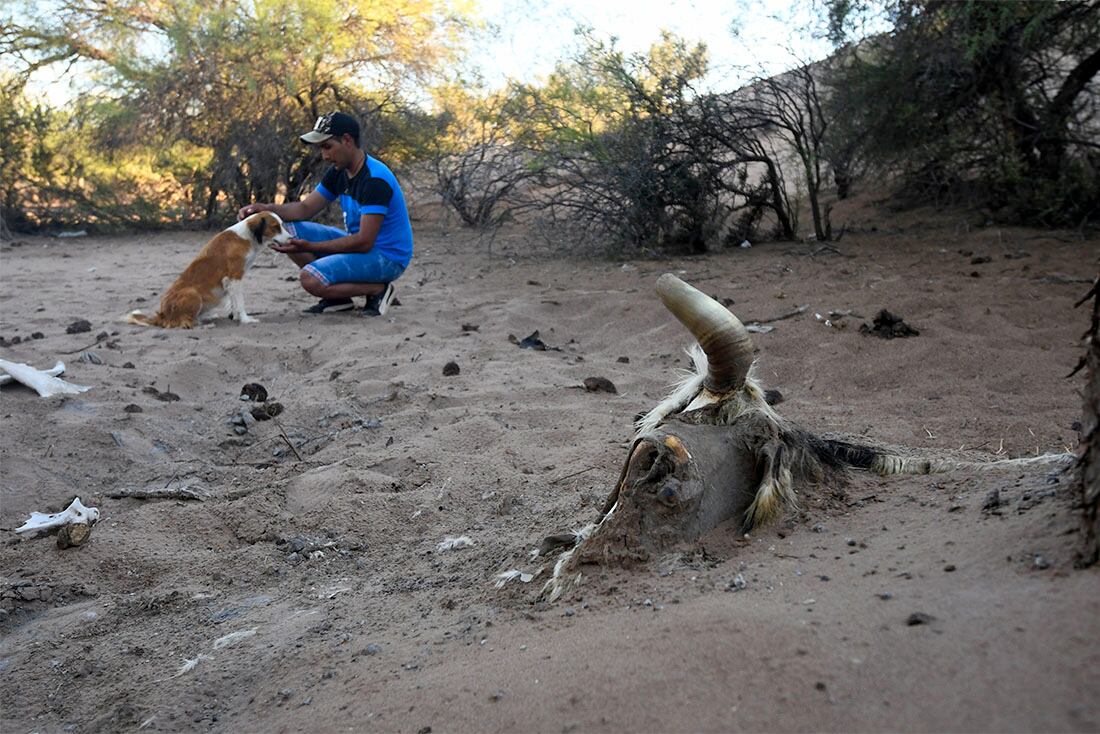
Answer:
[
  {"left": 906, "top": 612, "right": 935, "bottom": 626},
  {"left": 582, "top": 376, "right": 616, "bottom": 394},
  {"left": 461, "top": 323, "right": 479, "bottom": 332},
  {"left": 78, "top": 352, "right": 102, "bottom": 365},
  {"left": 442, "top": 361, "right": 460, "bottom": 376},
  {"left": 31, "top": 332, "right": 44, "bottom": 340},
  {"left": 121, "top": 362, "right": 136, "bottom": 369},
  {"left": 982, "top": 488, "right": 1002, "bottom": 511},
  {"left": 944, "top": 564, "right": 956, "bottom": 572},
  {"left": 1033, "top": 554, "right": 1050, "bottom": 570},
  {"left": 57, "top": 523, "right": 92, "bottom": 549},
  {"left": 859, "top": 310, "right": 920, "bottom": 339},
  {"left": 364, "top": 643, "right": 381, "bottom": 655},
  {"left": 970, "top": 255, "right": 993, "bottom": 265},
  {"left": 811, "top": 523, "right": 826, "bottom": 533},
  {"left": 727, "top": 573, "right": 748, "bottom": 591},
  {"left": 66, "top": 320, "right": 93, "bottom": 334},
  {"left": 878, "top": 592, "right": 893, "bottom": 600},
  {"left": 616, "top": 356, "right": 630, "bottom": 363},
  {"left": 123, "top": 404, "right": 143, "bottom": 414}
]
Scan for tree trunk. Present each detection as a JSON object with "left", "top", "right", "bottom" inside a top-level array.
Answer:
[{"left": 1078, "top": 270, "right": 1100, "bottom": 567}]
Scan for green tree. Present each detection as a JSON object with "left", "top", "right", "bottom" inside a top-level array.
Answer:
[{"left": 1, "top": 0, "right": 478, "bottom": 225}]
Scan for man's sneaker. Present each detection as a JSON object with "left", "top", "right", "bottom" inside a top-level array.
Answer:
[
  {"left": 303, "top": 297, "right": 355, "bottom": 314},
  {"left": 363, "top": 283, "right": 396, "bottom": 317}
]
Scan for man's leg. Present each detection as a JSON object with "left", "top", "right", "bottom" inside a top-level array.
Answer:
[{"left": 301, "top": 252, "right": 406, "bottom": 316}]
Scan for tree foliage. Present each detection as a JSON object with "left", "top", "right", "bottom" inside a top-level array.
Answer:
[
  {"left": 1, "top": 0, "right": 477, "bottom": 228},
  {"left": 823, "top": 0, "right": 1100, "bottom": 225}
]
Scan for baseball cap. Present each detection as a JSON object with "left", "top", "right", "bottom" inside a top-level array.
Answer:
[{"left": 300, "top": 112, "right": 360, "bottom": 144}]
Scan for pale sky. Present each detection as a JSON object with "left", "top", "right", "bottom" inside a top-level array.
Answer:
[{"left": 473, "top": 0, "right": 839, "bottom": 90}]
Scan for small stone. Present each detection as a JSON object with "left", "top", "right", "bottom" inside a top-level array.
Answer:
[
  {"left": 489, "top": 689, "right": 506, "bottom": 702},
  {"left": 123, "top": 404, "right": 143, "bottom": 413},
  {"left": 845, "top": 538, "right": 857, "bottom": 547},
  {"left": 814, "top": 682, "right": 827, "bottom": 691},
  {"left": 727, "top": 573, "right": 748, "bottom": 591},
  {"left": 418, "top": 727, "right": 432, "bottom": 734},
  {"left": 279, "top": 688, "right": 294, "bottom": 700},
  {"left": 616, "top": 356, "right": 630, "bottom": 363},
  {"left": 906, "top": 612, "right": 935, "bottom": 626},
  {"left": 563, "top": 607, "right": 575, "bottom": 617},
  {"left": 57, "top": 523, "right": 92, "bottom": 549},
  {"left": 1033, "top": 554, "right": 1050, "bottom": 570},
  {"left": 582, "top": 377, "right": 617, "bottom": 394},
  {"left": 442, "top": 361, "right": 460, "bottom": 376},
  {"left": 121, "top": 362, "right": 135, "bottom": 369},
  {"left": 364, "top": 643, "right": 381, "bottom": 655},
  {"left": 877, "top": 592, "right": 892, "bottom": 600},
  {"left": 31, "top": 332, "right": 44, "bottom": 340},
  {"left": 944, "top": 564, "right": 956, "bottom": 572},
  {"left": 982, "top": 489, "right": 1002, "bottom": 511},
  {"left": 811, "top": 523, "right": 826, "bottom": 533}
]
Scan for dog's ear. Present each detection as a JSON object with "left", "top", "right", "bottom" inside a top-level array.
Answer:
[{"left": 249, "top": 213, "right": 269, "bottom": 243}]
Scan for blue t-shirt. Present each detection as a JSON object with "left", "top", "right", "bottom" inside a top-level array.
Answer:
[{"left": 316, "top": 155, "right": 414, "bottom": 267}]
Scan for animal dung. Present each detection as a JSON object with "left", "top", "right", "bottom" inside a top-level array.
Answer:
[
  {"left": 442, "top": 361, "right": 460, "bottom": 376},
  {"left": 66, "top": 319, "right": 93, "bottom": 334},
  {"left": 510, "top": 330, "right": 561, "bottom": 351},
  {"left": 240, "top": 383, "right": 268, "bottom": 402},
  {"left": 250, "top": 402, "right": 284, "bottom": 421},
  {"left": 582, "top": 377, "right": 617, "bottom": 394},
  {"left": 859, "top": 310, "right": 920, "bottom": 339}
]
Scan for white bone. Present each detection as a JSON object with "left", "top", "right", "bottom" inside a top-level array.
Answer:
[
  {"left": 0, "top": 360, "right": 65, "bottom": 386},
  {"left": 494, "top": 569, "right": 535, "bottom": 588},
  {"left": 15, "top": 497, "right": 100, "bottom": 535},
  {"left": 0, "top": 358, "right": 89, "bottom": 397}
]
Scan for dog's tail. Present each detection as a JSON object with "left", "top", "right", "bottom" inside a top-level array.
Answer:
[{"left": 125, "top": 310, "right": 159, "bottom": 327}]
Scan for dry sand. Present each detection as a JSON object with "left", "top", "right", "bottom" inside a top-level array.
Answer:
[{"left": 1, "top": 207, "right": 1099, "bottom": 733}]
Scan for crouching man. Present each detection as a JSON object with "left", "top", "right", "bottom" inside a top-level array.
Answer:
[{"left": 239, "top": 112, "right": 412, "bottom": 316}]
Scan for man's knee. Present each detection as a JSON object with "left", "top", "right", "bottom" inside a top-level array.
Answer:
[{"left": 299, "top": 270, "right": 328, "bottom": 296}]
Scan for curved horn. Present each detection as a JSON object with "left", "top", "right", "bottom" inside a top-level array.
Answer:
[{"left": 656, "top": 273, "right": 755, "bottom": 394}]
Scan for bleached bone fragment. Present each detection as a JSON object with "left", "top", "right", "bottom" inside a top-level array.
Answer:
[
  {"left": 0, "top": 360, "right": 65, "bottom": 386},
  {"left": 0, "top": 358, "right": 89, "bottom": 397},
  {"left": 437, "top": 535, "right": 474, "bottom": 552},
  {"left": 15, "top": 497, "right": 100, "bottom": 536},
  {"left": 494, "top": 569, "right": 535, "bottom": 588}
]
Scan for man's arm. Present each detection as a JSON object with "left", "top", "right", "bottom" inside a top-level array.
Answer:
[
  {"left": 271, "top": 214, "right": 383, "bottom": 256},
  {"left": 238, "top": 190, "right": 328, "bottom": 222}
]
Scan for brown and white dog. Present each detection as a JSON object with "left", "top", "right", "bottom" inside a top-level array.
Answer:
[{"left": 125, "top": 212, "right": 292, "bottom": 328}]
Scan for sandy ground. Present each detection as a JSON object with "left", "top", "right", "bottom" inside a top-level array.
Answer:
[{"left": 1, "top": 207, "right": 1099, "bottom": 733}]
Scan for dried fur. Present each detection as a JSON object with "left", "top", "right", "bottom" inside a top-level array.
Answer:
[{"left": 635, "top": 345, "right": 708, "bottom": 438}]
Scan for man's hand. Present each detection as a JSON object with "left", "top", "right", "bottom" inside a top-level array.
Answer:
[
  {"left": 238, "top": 203, "right": 269, "bottom": 220},
  {"left": 269, "top": 238, "right": 310, "bottom": 254}
]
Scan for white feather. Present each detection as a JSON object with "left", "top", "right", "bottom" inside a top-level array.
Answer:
[{"left": 437, "top": 535, "right": 474, "bottom": 552}]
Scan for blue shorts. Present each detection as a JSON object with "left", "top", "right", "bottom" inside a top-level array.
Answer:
[{"left": 287, "top": 221, "right": 407, "bottom": 286}]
